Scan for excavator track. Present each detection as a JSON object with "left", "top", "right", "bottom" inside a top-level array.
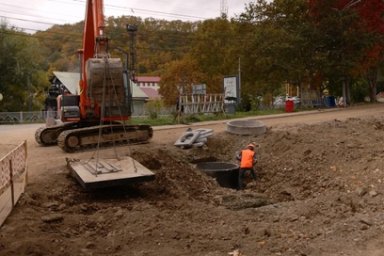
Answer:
[
  {"left": 57, "top": 124, "right": 153, "bottom": 152},
  {"left": 35, "top": 125, "right": 67, "bottom": 146}
]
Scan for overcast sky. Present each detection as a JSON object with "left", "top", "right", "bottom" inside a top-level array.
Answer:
[{"left": 0, "top": 0, "right": 252, "bottom": 33}]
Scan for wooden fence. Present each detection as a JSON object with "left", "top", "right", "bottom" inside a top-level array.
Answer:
[
  {"left": 178, "top": 94, "right": 225, "bottom": 114},
  {"left": 0, "top": 141, "right": 28, "bottom": 226}
]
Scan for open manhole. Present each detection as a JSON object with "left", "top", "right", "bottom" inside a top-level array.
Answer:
[
  {"left": 226, "top": 120, "right": 266, "bottom": 135},
  {"left": 196, "top": 162, "right": 239, "bottom": 189}
]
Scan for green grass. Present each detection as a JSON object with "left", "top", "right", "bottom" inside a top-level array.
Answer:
[{"left": 129, "top": 108, "right": 286, "bottom": 126}]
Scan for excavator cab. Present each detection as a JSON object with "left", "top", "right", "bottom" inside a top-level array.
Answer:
[{"left": 59, "top": 95, "right": 81, "bottom": 122}]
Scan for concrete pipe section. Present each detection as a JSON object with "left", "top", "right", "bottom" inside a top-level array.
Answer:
[
  {"left": 196, "top": 162, "right": 239, "bottom": 189},
  {"left": 226, "top": 120, "right": 266, "bottom": 135}
]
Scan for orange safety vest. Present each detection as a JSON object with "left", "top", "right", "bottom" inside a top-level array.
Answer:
[{"left": 240, "top": 149, "right": 255, "bottom": 168}]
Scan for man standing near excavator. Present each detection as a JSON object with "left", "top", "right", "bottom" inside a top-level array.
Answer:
[{"left": 236, "top": 142, "right": 258, "bottom": 190}]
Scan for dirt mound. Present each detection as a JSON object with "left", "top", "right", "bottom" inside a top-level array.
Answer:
[{"left": 2, "top": 115, "right": 384, "bottom": 255}]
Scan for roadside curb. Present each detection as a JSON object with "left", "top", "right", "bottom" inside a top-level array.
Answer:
[{"left": 152, "top": 107, "right": 342, "bottom": 131}]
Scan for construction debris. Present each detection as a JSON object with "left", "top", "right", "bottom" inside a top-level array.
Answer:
[
  {"left": 174, "top": 128, "right": 213, "bottom": 148},
  {"left": 228, "top": 249, "right": 243, "bottom": 256}
]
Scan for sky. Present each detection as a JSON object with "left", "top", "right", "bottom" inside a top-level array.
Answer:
[{"left": 0, "top": 0, "right": 252, "bottom": 33}]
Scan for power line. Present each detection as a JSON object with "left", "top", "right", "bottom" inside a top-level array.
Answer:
[
  {"left": 0, "top": 12, "right": 200, "bottom": 41},
  {"left": 0, "top": 0, "right": 215, "bottom": 34},
  {"left": 0, "top": 0, "right": 251, "bottom": 37},
  {"left": 0, "top": 15, "right": 62, "bottom": 27},
  {"left": 0, "top": 2, "right": 80, "bottom": 23},
  {"left": 106, "top": 2, "right": 206, "bottom": 20},
  {"left": 0, "top": 27, "right": 193, "bottom": 53},
  {"left": 48, "top": 0, "right": 210, "bottom": 20},
  {"left": 2, "top": 18, "right": 254, "bottom": 47}
]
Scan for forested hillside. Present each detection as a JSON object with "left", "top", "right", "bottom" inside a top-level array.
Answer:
[
  {"left": 1, "top": 0, "right": 384, "bottom": 111},
  {"left": 34, "top": 16, "right": 196, "bottom": 76}
]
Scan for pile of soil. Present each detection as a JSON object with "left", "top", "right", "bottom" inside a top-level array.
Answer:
[{"left": 2, "top": 115, "right": 384, "bottom": 255}]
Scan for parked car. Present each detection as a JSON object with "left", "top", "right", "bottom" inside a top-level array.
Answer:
[
  {"left": 273, "top": 96, "right": 285, "bottom": 108},
  {"left": 289, "top": 96, "right": 301, "bottom": 106}
]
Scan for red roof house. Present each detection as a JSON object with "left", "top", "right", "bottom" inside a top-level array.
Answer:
[
  {"left": 140, "top": 87, "right": 161, "bottom": 100},
  {"left": 135, "top": 76, "right": 160, "bottom": 89}
]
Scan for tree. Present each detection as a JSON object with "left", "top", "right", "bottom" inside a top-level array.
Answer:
[
  {"left": 35, "top": 23, "right": 82, "bottom": 72},
  {"left": 353, "top": 0, "right": 384, "bottom": 102},
  {"left": 0, "top": 23, "right": 49, "bottom": 111},
  {"left": 309, "top": 0, "right": 384, "bottom": 103},
  {"left": 190, "top": 18, "right": 238, "bottom": 93},
  {"left": 158, "top": 55, "right": 205, "bottom": 106},
  {"left": 237, "top": 0, "right": 314, "bottom": 100}
]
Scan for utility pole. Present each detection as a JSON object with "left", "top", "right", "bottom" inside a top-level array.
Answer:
[{"left": 238, "top": 57, "right": 241, "bottom": 104}]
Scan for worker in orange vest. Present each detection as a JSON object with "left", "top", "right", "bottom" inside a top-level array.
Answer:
[{"left": 236, "top": 142, "right": 258, "bottom": 190}]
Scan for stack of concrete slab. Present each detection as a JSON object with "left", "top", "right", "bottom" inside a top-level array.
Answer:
[{"left": 174, "top": 128, "right": 214, "bottom": 148}]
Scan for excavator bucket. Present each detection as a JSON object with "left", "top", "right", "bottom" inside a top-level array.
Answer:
[{"left": 67, "top": 157, "right": 155, "bottom": 190}]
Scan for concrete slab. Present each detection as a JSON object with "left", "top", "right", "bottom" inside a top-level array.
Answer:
[
  {"left": 194, "top": 128, "right": 213, "bottom": 138},
  {"left": 68, "top": 157, "right": 155, "bottom": 190},
  {"left": 174, "top": 131, "right": 201, "bottom": 147},
  {"left": 174, "top": 128, "right": 214, "bottom": 148}
]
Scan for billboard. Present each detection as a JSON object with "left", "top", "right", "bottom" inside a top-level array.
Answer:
[
  {"left": 223, "top": 76, "right": 238, "bottom": 101},
  {"left": 192, "top": 84, "right": 206, "bottom": 95}
]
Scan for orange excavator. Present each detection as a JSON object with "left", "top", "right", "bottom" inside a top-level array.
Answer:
[{"left": 35, "top": 0, "right": 152, "bottom": 152}]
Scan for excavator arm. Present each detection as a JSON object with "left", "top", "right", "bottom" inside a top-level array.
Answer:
[{"left": 77, "top": 0, "right": 130, "bottom": 122}]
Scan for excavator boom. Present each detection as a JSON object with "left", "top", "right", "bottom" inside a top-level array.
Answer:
[{"left": 79, "top": 0, "right": 130, "bottom": 122}]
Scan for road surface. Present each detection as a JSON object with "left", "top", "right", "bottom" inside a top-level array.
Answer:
[{"left": 0, "top": 103, "right": 383, "bottom": 181}]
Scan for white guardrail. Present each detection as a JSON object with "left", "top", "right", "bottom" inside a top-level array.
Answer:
[{"left": 0, "top": 141, "right": 28, "bottom": 226}]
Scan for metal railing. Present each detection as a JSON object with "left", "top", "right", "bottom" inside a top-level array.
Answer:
[
  {"left": 0, "top": 108, "right": 176, "bottom": 124},
  {"left": 0, "top": 111, "right": 49, "bottom": 124}
]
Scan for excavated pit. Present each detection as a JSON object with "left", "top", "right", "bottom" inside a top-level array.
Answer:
[
  {"left": 196, "top": 162, "right": 239, "bottom": 189},
  {"left": 226, "top": 119, "right": 266, "bottom": 135}
]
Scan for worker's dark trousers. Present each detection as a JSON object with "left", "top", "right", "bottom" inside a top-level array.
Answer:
[{"left": 238, "top": 168, "right": 256, "bottom": 190}]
